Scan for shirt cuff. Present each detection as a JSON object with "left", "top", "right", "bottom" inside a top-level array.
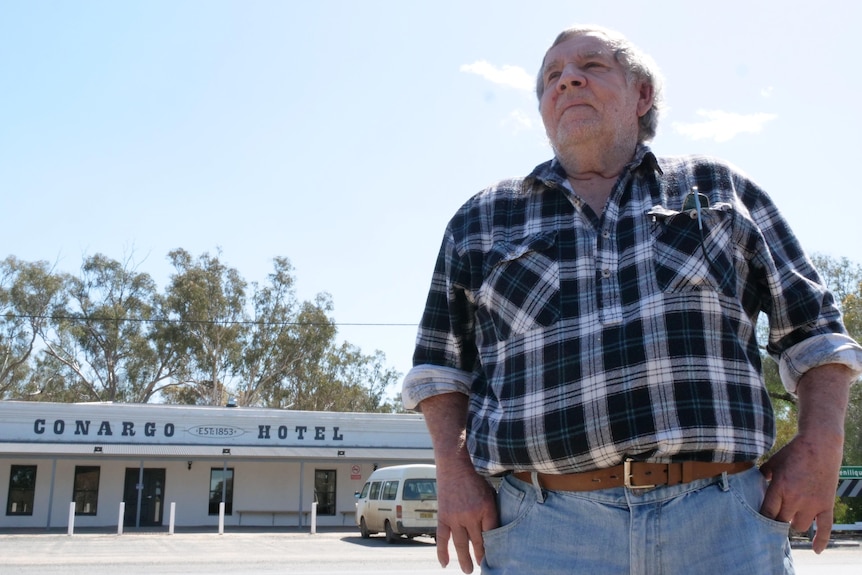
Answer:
[
  {"left": 401, "top": 364, "right": 473, "bottom": 411},
  {"left": 778, "top": 333, "right": 862, "bottom": 394}
]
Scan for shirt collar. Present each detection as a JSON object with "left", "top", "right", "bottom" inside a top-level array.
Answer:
[{"left": 526, "top": 144, "right": 662, "bottom": 191}]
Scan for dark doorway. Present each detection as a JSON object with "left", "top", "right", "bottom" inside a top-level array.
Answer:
[{"left": 123, "top": 468, "right": 166, "bottom": 527}]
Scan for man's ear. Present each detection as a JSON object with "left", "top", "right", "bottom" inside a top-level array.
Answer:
[{"left": 636, "top": 81, "right": 654, "bottom": 118}]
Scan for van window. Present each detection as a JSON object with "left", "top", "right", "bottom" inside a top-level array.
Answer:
[
  {"left": 369, "top": 481, "right": 382, "bottom": 499},
  {"left": 403, "top": 478, "right": 437, "bottom": 501},
  {"left": 359, "top": 482, "right": 370, "bottom": 498},
  {"left": 381, "top": 480, "right": 399, "bottom": 500}
]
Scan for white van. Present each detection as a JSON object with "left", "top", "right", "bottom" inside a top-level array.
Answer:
[{"left": 354, "top": 464, "right": 437, "bottom": 542}]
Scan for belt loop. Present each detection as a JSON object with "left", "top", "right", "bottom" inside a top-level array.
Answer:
[
  {"left": 719, "top": 471, "right": 730, "bottom": 492},
  {"left": 530, "top": 471, "right": 546, "bottom": 503}
]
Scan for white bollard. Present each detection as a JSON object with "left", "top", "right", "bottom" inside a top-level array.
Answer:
[
  {"left": 169, "top": 502, "right": 176, "bottom": 535},
  {"left": 218, "top": 501, "right": 225, "bottom": 535},
  {"left": 118, "top": 502, "right": 125, "bottom": 535},
  {"left": 310, "top": 501, "right": 318, "bottom": 534},
  {"left": 67, "top": 502, "right": 76, "bottom": 536}
]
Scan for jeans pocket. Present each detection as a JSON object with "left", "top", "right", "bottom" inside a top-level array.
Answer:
[
  {"left": 482, "top": 475, "right": 535, "bottom": 543},
  {"left": 728, "top": 469, "right": 791, "bottom": 534}
]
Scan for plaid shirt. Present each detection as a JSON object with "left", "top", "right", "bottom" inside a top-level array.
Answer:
[{"left": 403, "top": 146, "right": 862, "bottom": 477}]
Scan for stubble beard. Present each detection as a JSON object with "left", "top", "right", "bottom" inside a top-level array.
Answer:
[{"left": 548, "top": 116, "right": 639, "bottom": 177}]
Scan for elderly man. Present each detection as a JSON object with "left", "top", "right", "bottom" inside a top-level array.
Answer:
[{"left": 402, "top": 25, "right": 862, "bottom": 575}]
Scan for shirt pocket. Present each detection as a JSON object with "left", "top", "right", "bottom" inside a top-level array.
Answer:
[
  {"left": 478, "top": 231, "right": 561, "bottom": 341},
  {"left": 650, "top": 205, "right": 737, "bottom": 297}
]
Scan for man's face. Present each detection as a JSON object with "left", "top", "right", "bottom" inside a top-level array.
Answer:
[{"left": 539, "top": 33, "right": 652, "bottom": 158}]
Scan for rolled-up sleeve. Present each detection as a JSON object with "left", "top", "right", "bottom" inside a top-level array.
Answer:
[
  {"left": 401, "top": 364, "right": 474, "bottom": 411},
  {"left": 402, "top": 222, "right": 480, "bottom": 411},
  {"left": 778, "top": 333, "right": 862, "bottom": 393},
  {"left": 742, "top": 174, "right": 862, "bottom": 392}
]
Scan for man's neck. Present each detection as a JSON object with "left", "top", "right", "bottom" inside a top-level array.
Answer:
[
  {"left": 556, "top": 142, "right": 637, "bottom": 213},
  {"left": 565, "top": 173, "right": 618, "bottom": 213}
]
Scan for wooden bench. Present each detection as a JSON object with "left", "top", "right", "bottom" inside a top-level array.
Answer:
[
  {"left": 237, "top": 509, "right": 309, "bottom": 526},
  {"left": 237, "top": 509, "right": 355, "bottom": 526}
]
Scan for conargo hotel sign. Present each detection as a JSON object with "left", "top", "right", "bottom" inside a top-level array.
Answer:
[
  {"left": 31, "top": 418, "right": 346, "bottom": 443},
  {"left": 0, "top": 400, "right": 433, "bottom": 456}
]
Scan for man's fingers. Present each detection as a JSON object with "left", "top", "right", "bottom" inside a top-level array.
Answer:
[
  {"left": 758, "top": 459, "right": 774, "bottom": 480},
  {"left": 466, "top": 523, "right": 486, "bottom": 567},
  {"left": 436, "top": 523, "right": 451, "bottom": 568},
  {"left": 811, "top": 511, "right": 834, "bottom": 554},
  {"left": 451, "top": 527, "right": 476, "bottom": 574},
  {"left": 759, "top": 488, "right": 782, "bottom": 521}
]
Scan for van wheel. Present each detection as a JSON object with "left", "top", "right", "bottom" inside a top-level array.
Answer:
[
  {"left": 384, "top": 520, "right": 399, "bottom": 543},
  {"left": 359, "top": 517, "right": 370, "bottom": 539}
]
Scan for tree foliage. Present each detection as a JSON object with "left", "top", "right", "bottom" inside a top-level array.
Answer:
[
  {"left": 0, "top": 250, "right": 401, "bottom": 412},
  {"left": 809, "top": 255, "right": 862, "bottom": 464},
  {"left": 38, "top": 254, "right": 174, "bottom": 403},
  {"left": 0, "top": 257, "right": 67, "bottom": 398}
]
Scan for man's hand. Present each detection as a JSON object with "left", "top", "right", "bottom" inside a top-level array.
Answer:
[
  {"left": 435, "top": 462, "right": 498, "bottom": 573},
  {"left": 759, "top": 363, "right": 852, "bottom": 554},
  {"left": 759, "top": 433, "right": 842, "bottom": 553},
  {"left": 417, "top": 392, "right": 499, "bottom": 573}
]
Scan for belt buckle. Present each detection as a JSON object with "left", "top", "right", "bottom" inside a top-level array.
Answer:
[{"left": 623, "top": 459, "right": 656, "bottom": 489}]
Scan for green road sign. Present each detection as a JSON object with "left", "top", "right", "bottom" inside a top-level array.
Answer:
[{"left": 839, "top": 466, "right": 862, "bottom": 480}]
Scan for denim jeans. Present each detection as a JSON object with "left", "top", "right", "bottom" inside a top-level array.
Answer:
[{"left": 481, "top": 467, "right": 794, "bottom": 575}]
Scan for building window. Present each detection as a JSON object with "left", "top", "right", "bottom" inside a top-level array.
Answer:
[
  {"left": 73, "top": 466, "right": 100, "bottom": 516},
  {"left": 314, "top": 469, "right": 336, "bottom": 516},
  {"left": 6, "top": 465, "right": 37, "bottom": 516},
  {"left": 208, "top": 468, "right": 234, "bottom": 515}
]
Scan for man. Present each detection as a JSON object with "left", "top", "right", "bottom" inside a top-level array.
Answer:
[{"left": 402, "top": 25, "right": 862, "bottom": 574}]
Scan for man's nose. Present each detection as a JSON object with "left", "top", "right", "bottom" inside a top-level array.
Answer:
[{"left": 557, "top": 65, "right": 585, "bottom": 91}]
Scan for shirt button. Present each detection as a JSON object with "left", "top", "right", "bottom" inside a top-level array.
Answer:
[
  {"left": 601, "top": 269, "right": 611, "bottom": 278},
  {"left": 602, "top": 231, "right": 610, "bottom": 239}
]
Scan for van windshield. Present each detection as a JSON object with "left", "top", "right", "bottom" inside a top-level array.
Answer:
[{"left": 402, "top": 478, "right": 437, "bottom": 501}]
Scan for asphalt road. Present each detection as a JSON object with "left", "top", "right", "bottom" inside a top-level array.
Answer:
[{"left": 0, "top": 529, "right": 858, "bottom": 574}]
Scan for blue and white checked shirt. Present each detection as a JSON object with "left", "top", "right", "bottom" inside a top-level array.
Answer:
[{"left": 403, "top": 146, "right": 862, "bottom": 477}]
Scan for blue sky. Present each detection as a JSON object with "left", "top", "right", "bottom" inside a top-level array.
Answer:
[{"left": 2, "top": 1, "right": 860, "bottom": 400}]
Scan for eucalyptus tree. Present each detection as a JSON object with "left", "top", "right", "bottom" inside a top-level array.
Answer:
[
  {"left": 310, "top": 344, "right": 401, "bottom": 412},
  {"left": 234, "top": 257, "right": 336, "bottom": 408},
  {"left": 38, "top": 253, "right": 180, "bottom": 403},
  {"left": 161, "top": 253, "right": 401, "bottom": 412},
  {"left": 0, "top": 257, "right": 66, "bottom": 399},
  {"left": 161, "top": 248, "right": 247, "bottom": 406},
  {"left": 3, "top": 249, "right": 403, "bottom": 412}
]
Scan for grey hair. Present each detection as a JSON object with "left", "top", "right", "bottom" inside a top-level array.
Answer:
[{"left": 535, "top": 25, "right": 664, "bottom": 143}]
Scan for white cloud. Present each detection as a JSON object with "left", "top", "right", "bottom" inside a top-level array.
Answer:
[
  {"left": 760, "top": 86, "right": 774, "bottom": 98},
  {"left": 672, "top": 109, "right": 778, "bottom": 143},
  {"left": 501, "top": 109, "right": 534, "bottom": 133},
  {"left": 460, "top": 60, "right": 534, "bottom": 92}
]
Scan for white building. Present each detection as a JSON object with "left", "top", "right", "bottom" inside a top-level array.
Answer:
[{"left": 0, "top": 401, "right": 433, "bottom": 531}]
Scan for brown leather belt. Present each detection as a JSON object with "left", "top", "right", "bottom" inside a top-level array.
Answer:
[{"left": 512, "top": 460, "right": 754, "bottom": 492}]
